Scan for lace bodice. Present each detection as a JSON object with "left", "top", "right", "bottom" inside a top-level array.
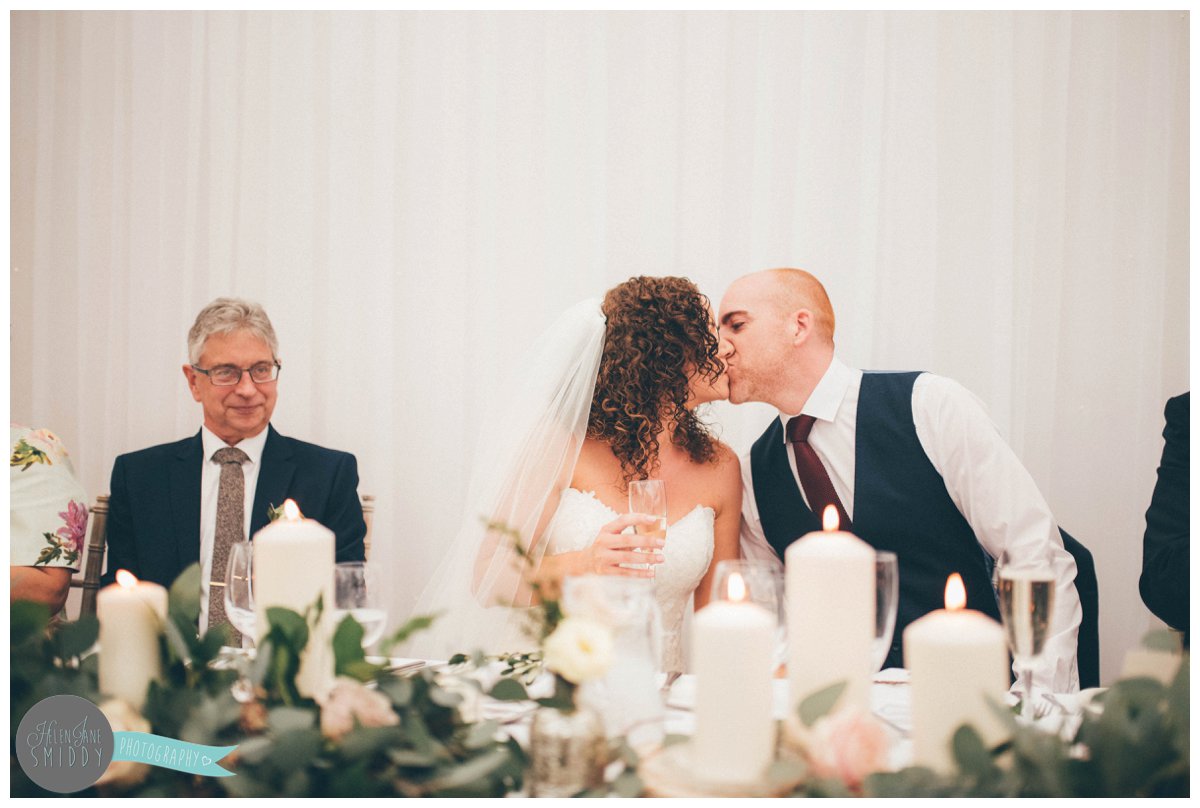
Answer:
[{"left": 543, "top": 488, "right": 714, "bottom": 671}]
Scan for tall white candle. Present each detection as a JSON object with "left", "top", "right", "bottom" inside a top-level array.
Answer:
[
  {"left": 905, "top": 573, "right": 1009, "bottom": 772},
  {"left": 97, "top": 571, "right": 168, "bottom": 710},
  {"left": 785, "top": 506, "right": 874, "bottom": 713},
  {"left": 253, "top": 499, "right": 335, "bottom": 698},
  {"left": 692, "top": 573, "right": 776, "bottom": 782}
]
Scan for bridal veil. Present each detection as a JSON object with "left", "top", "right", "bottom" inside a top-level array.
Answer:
[{"left": 403, "top": 300, "right": 606, "bottom": 659}]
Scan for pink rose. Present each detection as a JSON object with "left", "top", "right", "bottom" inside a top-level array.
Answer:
[
  {"left": 316, "top": 677, "right": 399, "bottom": 742},
  {"left": 806, "top": 708, "right": 891, "bottom": 790},
  {"left": 25, "top": 428, "right": 66, "bottom": 460},
  {"left": 55, "top": 500, "right": 88, "bottom": 555}
]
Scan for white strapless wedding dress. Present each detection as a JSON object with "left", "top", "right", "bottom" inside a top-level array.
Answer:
[{"left": 542, "top": 488, "right": 714, "bottom": 671}]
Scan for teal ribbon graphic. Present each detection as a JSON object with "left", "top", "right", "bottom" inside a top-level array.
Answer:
[{"left": 112, "top": 732, "right": 237, "bottom": 778}]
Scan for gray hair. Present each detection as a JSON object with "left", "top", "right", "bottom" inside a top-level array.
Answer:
[{"left": 187, "top": 297, "right": 279, "bottom": 364}]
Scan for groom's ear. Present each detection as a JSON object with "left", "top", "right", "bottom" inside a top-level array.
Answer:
[{"left": 790, "top": 308, "right": 815, "bottom": 345}]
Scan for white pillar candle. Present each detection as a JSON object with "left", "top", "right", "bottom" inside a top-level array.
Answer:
[
  {"left": 253, "top": 499, "right": 335, "bottom": 698},
  {"left": 97, "top": 571, "right": 168, "bottom": 710},
  {"left": 692, "top": 573, "right": 776, "bottom": 783},
  {"left": 905, "top": 573, "right": 1009, "bottom": 772},
  {"left": 785, "top": 506, "right": 874, "bottom": 714}
]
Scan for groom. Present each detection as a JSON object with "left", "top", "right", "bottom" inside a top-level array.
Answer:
[{"left": 718, "top": 268, "right": 1081, "bottom": 693}]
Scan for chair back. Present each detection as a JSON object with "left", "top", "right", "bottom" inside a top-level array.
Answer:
[
  {"left": 361, "top": 493, "right": 375, "bottom": 561},
  {"left": 1060, "top": 528, "right": 1100, "bottom": 689},
  {"left": 69, "top": 495, "right": 109, "bottom": 617}
]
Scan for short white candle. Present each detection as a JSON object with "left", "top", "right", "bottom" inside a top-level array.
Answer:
[
  {"left": 692, "top": 573, "right": 776, "bottom": 782},
  {"left": 905, "top": 573, "right": 1009, "bottom": 772},
  {"left": 253, "top": 499, "right": 335, "bottom": 698},
  {"left": 786, "top": 506, "right": 874, "bottom": 714},
  {"left": 97, "top": 570, "right": 168, "bottom": 710}
]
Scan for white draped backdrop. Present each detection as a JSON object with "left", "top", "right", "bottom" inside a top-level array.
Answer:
[{"left": 11, "top": 11, "right": 1188, "bottom": 685}]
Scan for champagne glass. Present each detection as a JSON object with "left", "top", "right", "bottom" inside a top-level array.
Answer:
[
  {"left": 223, "top": 542, "right": 257, "bottom": 702},
  {"left": 995, "top": 549, "right": 1056, "bottom": 718},
  {"left": 628, "top": 479, "right": 668, "bottom": 570},
  {"left": 223, "top": 541, "right": 257, "bottom": 646},
  {"left": 333, "top": 562, "right": 387, "bottom": 649},
  {"left": 710, "top": 560, "right": 786, "bottom": 670},
  {"left": 872, "top": 551, "right": 899, "bottom": 673}
]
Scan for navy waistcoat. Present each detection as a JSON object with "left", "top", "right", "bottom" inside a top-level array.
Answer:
[{"left": 749, "top": 371, "right": 1000, "bottom": 669}]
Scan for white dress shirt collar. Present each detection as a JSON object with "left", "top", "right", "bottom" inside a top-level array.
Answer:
[
  {"left": 200, "top": 424, "right": 269, "bottom": 466},
  {"left": 776, "top": 356, "right": 857, "bottom": 441}
]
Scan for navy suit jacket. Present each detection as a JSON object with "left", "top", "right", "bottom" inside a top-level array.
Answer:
[
  {"left": 1140, "top": 392, "right": 1189, "bottom": 637},
  {"left": 103, "top": 425, "right": 366, "bottom": 588}
]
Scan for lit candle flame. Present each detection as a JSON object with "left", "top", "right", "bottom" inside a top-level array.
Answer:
[
  {"left": 822, "top": 505, "right": 840, "bottom": 532},
  {"left": 944, "top": 573, "right": 966, "bottom": 611},
  {"left": 283, "top": 499, "right": 303, "bottom": 521},
  {"left": 116, "top": 569, "right": 138, "bottom": 589},
  {"left": 728, "top": 572, "right": 747, "bottom": 603}
]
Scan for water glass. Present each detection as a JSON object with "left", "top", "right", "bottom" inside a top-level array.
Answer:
[
  {"left": 334, "top": 562, "right": 387, "bottom": 649},
  {"left": 224, "top": 541, "right": 257, "bottom": 644},
  {"left": 710, "top": 560, "right": 785, "bottom": 669}
]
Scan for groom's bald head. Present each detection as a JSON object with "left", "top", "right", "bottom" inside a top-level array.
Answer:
[{"left": 717, "top": 267, "right": 838, "bottom": 409}]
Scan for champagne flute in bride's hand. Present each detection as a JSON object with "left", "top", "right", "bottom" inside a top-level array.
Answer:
[
  {"left": 628, "top": 479, "right": 667, "bottom": 570},
  {"left": 995, "top": 548, "right": 1056, "bottom": 718}
]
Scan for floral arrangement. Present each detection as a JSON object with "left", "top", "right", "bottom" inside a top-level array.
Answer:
[{"left": 10, "top": 563, "right": 525, "bottom": 798}]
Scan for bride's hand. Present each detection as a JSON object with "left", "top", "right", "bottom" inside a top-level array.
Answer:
[{"left": 580, "top": 514, "right": 666, "bottom": 578}]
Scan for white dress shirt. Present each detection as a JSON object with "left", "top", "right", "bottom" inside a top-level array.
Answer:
[
  {"left": 740, "top": 357, "right": 1082, "bottom": 693},
  {"left": 198, "top": 425, "right": 268, "bottom": 631}
]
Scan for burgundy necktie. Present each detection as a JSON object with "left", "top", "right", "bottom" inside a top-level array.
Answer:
[{"left": 786, "top": 415, "right": 852, "bottom": 530}]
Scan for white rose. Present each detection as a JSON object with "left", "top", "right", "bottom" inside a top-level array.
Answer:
[
  {"left": 542, "top": 617, "right": 614, "bottom": 684},
  {"left": 94, "top": 699, "right": 151, "bottom": 791}
]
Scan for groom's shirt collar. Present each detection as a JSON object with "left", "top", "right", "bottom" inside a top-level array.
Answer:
[{"left": 776, "top": 356, "right": 859, "bottom": 442}]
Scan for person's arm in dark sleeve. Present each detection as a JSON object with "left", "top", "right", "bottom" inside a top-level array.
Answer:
[
  {"left": 328, "top": 452, "right": 367, "bottom": 564},
  {"left": 101, "top": 456, "right": 138, "bottom": 586},
  {"left": 1140, "top": 393, "right": 1189, "bottom": 632}
]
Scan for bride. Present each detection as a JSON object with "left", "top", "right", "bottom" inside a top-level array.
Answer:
[{"left": 407, "top": 276, "right": 741, "bottom": 670}]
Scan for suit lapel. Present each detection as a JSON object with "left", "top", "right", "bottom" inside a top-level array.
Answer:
[
  {"left": 251, "top": 425, "right": 296, "bottom": 537},
  {"left": 169, "top": 432, "right": 204, "bottom": 574}
]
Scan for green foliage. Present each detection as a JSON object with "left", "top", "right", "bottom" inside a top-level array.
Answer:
[
  {"left": 10, "top": 565, "right": 525, "bottom": 799},
  {"left": 798, "top": 680, "right": 848, "bottom": 727},
  {"left": 862, "top": 655, "right": 1190, "bottom": 798}
]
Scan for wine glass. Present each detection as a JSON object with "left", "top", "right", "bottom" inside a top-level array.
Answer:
[
  {"left": 710, "top": 560, "right": 786, "bottom": 670},
  {"left": 334, "top": 562, "right": 387, "bottom": 649},
  {"left": 223, "top": 542, "right": 257, "bottom": 702},
  {"left": 628, "top": 479, "right": 668, "bottom": 570},
  {"left": 995, "top": 549, "right": 1057, "bottom": 718},
  {"left": 223, "top": 541, "right": 257, "bottom": 646},
  {"left": 872, "top": 551, "right": 899, "bottom": 673}
]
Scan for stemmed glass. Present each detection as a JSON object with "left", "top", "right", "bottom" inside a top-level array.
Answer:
[
  {"left": 995, "top": 549, "right": 1057, "bottom": 718},
  {"left": 223, "top": 542, "right": 257, "bottom": 702},
  {"left": 710, "top": 560, "right": 786, "bottom": 671},
  {"left": 224, "top": 541, "right": 257, "bottom": 644},
  {"left": 628, "top": 479, "right": 668, "bottom": 571},
  {"left": 872, "top": 551, "right": 899, "bottom": 673},
  {"left": 333, "top": 562, "right": 387, "bottom": 649}
]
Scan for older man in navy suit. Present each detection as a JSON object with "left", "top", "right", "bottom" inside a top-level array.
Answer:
[{"left": 103, "top": 298, "right": 366, "bottom": 636}]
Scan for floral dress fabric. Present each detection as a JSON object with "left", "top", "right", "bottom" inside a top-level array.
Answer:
[{"left": 10, "top": 425, "right": 88, "bottom": 570}]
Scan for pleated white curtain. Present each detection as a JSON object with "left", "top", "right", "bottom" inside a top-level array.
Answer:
[{"left": 11, "top": 11, "right": 1188, "bottom": 684}]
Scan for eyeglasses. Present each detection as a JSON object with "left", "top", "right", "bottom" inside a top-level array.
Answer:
[{"left": 191, "top": 360, "right": 281, "bottom": 387}]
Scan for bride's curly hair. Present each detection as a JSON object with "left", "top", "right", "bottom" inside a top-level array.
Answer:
[{"left": 588, "top": 276, "right": 724, "bottom": 486}]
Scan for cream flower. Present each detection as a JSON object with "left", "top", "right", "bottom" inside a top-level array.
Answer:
[
  {"left": 316, "top": 677, "right": 400, "bottom": 742},
  {"left": 542, "top": 616, "right": 614, "bottom": 684},
  {"left": 805, "top": 708, "right": 891, "bottom": 790},
  {"left": 94, "top": 699, "right": 151, "bottom": 791}
]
